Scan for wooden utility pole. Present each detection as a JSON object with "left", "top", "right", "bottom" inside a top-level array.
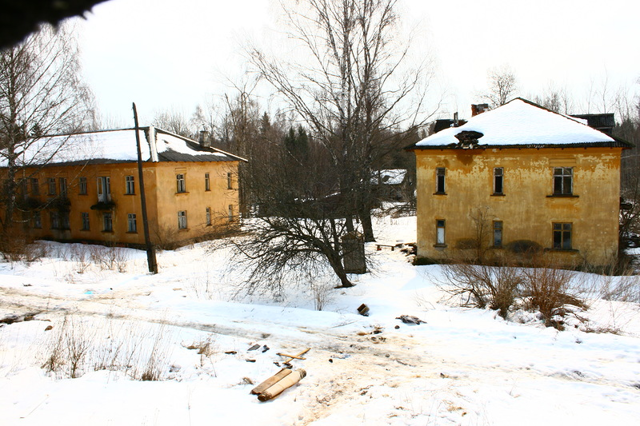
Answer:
[{"left": 132, "top": 103, "right": 158, "bottom": 274}]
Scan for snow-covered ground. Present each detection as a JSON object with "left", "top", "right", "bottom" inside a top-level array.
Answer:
[{"left": 1, "top": 215, "right": 639, "bottom": 425}]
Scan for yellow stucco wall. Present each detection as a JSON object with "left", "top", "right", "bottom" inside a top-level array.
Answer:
[
  {"left": 3, "top": 160, "right": 240, "bottom": 247},
  {"left": 414, "top": 147, "right": 623, "bottom": 266}
]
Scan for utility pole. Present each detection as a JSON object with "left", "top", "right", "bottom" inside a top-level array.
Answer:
[{"left": 132, "top": 103, "right": 158, "bottom": 274}]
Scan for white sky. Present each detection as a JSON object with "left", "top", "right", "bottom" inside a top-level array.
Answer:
[{"left": 74, "top": 0, "right": 640, "bottom": 126}]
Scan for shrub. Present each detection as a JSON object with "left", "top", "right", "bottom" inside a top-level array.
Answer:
[
  {"left": 438, "top": 261, "right": 524, "bottom": 319},
  {"left": 521, "top": 266, "right": 585, "bottom": 329}
]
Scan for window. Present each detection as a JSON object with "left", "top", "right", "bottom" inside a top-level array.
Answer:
[
  {"left": 103, "top": 212, "right": 113, "bottom": 232},
  {"left": 228, "top": 205, "right": 234, "bottom": 222},
  {"left": 493, "top": 221, "right": 503, "bottom": 247},
  {"left": 553, "top": 167, "right": 573, "bottom": 195},
  {"left": 553, "top": 223, "right": 572, "bottom": 250},
  {"left": 30, "top": 178, "right": 39, "bottom": 195},
  {"left": 47, "top": 178, "right": 56, "bottom": 196},
  {"left": 493, "top": 168, "right": 504, "bottom": 195},
  {"left": 33, "top": 211, "right": 42, "bottom": 229},
  {"left": 60, "top": 212, "right": 70, "bottom": 230},
  {"left": 125, "top": 175, "right": 135, "bottom": 195},
  {"left": 435, "top": 168, "right": 446, "bottom": 194},
  {"left": 176, "top": 174, "right": 186, "bottom": 193},
  {"left": 79, "top": 177, "right": 87, "bottom": 195},
  {"left": 50, "top": 211, "right": 60, "bottom": 229},
  {"left": 81, "top": 212, "right": 90, "bottom": 231},
  {"left": 206, "top": 207, "right": 212, "bottom": 226},
  {"left": 436, "top": 219, "right": 446, "bottom": 246},
  {"left": 178, "top": 210, "right": 187, "bottom": 229},
  {"left": 98, "top": 177, "right": 111, "bottom": 202},
  {"left": 227, "top": 172, "right": 233, "bottom": 190},
  {"left": 59, "top": 178, "right": 67, "bottom": 198},
  {"left": 205, "top": 173, "right": 210, "bottom": 191},
  {"left": 127, "top": 213, "right": 137, "bottom": 233}
]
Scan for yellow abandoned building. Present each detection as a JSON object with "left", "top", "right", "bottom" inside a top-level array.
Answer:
[
  {"left": 408, "top": 98, "right": 631, "bottom": 266},
  {"left": 0, "top": 127, "right": 246, "bottom": 247}
]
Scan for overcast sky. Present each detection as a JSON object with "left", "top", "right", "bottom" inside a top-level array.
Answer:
[{"left": 74, "top": 0, "right": 640, "bottom": 126}]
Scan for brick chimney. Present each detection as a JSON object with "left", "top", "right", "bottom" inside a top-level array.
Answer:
[
  {"left": 471, "top": 103, "right": 490, "bottom": 117},
  {"left": 198, "top": 130, "right": 210, "bottom": 148}
]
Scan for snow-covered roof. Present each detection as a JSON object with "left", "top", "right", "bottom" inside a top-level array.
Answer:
[
  {"left": 372, "top": 169, "right": 407, "bottom": 185},
  {"left": 0, "top": 127, "right": 246, "bottom": 167},
  {"left": 413, "top": 98, "right": 625, "bottom": 149}
]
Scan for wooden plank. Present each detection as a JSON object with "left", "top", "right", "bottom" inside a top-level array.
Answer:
[{"left": 278, "top": 348, "right": 310, "bottom": 364}]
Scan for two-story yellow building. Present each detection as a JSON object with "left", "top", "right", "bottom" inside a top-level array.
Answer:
[
  {"left": 408, "top": 98, "right": 631, "bottom": 267},
  {"left": 1, "top": 127, "right": 246, "bottom": 248}
]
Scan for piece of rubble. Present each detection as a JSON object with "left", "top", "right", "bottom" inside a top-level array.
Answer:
[{"left": 395, "top": 315, "right": 426, "bottom": 325}]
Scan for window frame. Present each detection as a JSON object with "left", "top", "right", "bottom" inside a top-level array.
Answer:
[
  {"left": 493, "top": 167, "right": 504, "bottom": 195},
  {"left": 97, "top": 176, "right": 111, "bottom": 202},
  {"left": 176, "top": 174, "right": 186, "bottom": 193},
  {"left": 125, "top": 175, "right": 135, "bottom": 195},
  {"left": 81, "top": 212, "right": 90, "bottom": 231},
  {"left": 227, "top": 172, "right": 233, "bottom": 190},
  {"left": 50, "top": 211, "right": 60, "bottom": 229},
  {"left": 435, "top": 219, "right": 446, "bottom": 246},
  {"left": 59, "top": 178, "right": 67, "bottom": 198},
  {"left": 493, "top": 221, "right": 503, "bottom": 248},
  {"left": 205, "top": 173, "right": 211, "bottom": 191},
  {"left": 206, "top": 207, "right": 212, "bottom": 226},
  {"left": 553, "top": 222, "right": 573, "bottom": 250},
  {"left": 553, "top": 167, "right": 573, "bottom": 196},
  {"left": 103, "top": 212, "right": 113, "bottom": 232},
  {"left": 33, "top": 211, "right": 42, "bottom": 229},
  {"left": 47, "top": 178, "right": 56, "bottom": 196},
  {"left": 178, "top": 210, "right": 188, "bottom": 229},
  {"left": 30, "top": 178, "right": 39, "bottom": 195},
  {"left": 127, "top": 213, "right": 137, "bottom": 233},
  {"left": 79, "top": 177, "right": 87, "bottom": 195},
  {"left": 435, "top": 167, "right": 446, "bottom": 194}
]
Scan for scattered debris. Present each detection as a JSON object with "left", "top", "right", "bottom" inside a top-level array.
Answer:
[
  {"left": 357, "top": 304, "right": 370, "bottom": 316},
  {"left": 248, "top": 344, "right": 261, "bottom": 351},
  {"left": 372, "top": 326, "right": 383, "bottom": 334},
  {"left": 261, "top": 345, "right": 270, "bottom": 353},
  {"left": 277, "top": 348, "right": 310, "bottom": 365},
  {"left": 252, "top": 368, "right": 307, "bottom": 402},
  {"left": 44, "top": 325, "right": 53, "bottom": 331},
  {"left": 396, "top": 315, "right": 426, "bottom": 325},
  {"left": 245, "top": 359, "right": 256, "bottom": 363},
  {"left": 224, "top": 351, "right": 237, "bottom": 355},
  {"left": 394, "top": 325, "right": 400, "bottom": 329},
  {"left": 0, "top": 313, "right": 38, "bottom": 324},
  {"left": 242, "top": 377, "right": 254, "bottom": 385}
]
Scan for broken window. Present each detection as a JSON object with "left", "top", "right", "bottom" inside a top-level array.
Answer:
[
  {"left": 436, "top": 219, "right": 446, "bottom": 246},
  {"left": 435, "top": 168, "right": 446, "bottom": 194},
  {"left": 493, "top": 221, "right": 503, "bottom": 247},
  {"left": 553, "top": 167, "right": 573, "bottom": 195},
  {"left": 553, "top": 223, "right": 572, "bottom": 250},
  {"left": 205, "top": 173, "right": 210, "bottom": 191},
  {"left": 97, "top": 177, "right": 111, "bottom": 202},
  {"left": 493, "top": 168, "right": 504, "bottom": 195}
]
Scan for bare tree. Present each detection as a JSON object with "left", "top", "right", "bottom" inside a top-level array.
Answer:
[
  {"left": 250, "top": 0, "right": 434, "bottom": 243},
  {"left": 484, "top": 65, "right": 518, "bottom": 107},
  {"left": 0, "top": 23, "right": 95, "bottom": 229},
  {"left": 152, "top": 108, "right": 193, "bottom": 138}
]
